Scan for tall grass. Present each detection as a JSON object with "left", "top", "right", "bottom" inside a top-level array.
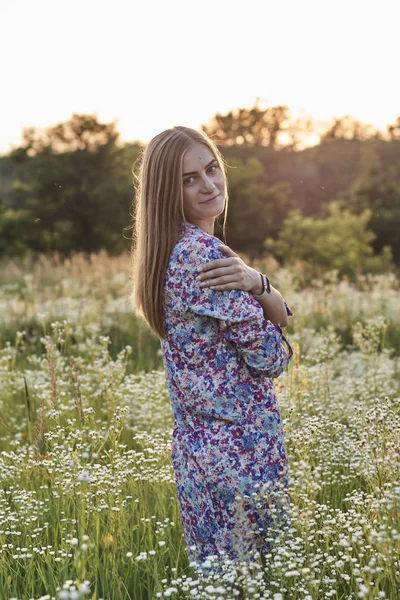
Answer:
[{"left": 0, "top": 252, "right": 399, "bottom": 599}]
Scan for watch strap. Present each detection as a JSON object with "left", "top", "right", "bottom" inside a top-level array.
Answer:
[{"left": 252, "top": 273, "right": 271, "bottom": 298}]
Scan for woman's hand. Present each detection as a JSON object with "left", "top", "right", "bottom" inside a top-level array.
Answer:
[
  {"left": 196, "top": 244, "right": 263, "bottom": 295},
  {"left": 197, "top": 244, "right": 290, "bottom": 326}
]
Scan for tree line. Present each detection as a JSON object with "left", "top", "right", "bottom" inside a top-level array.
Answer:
[{"left": 1, "top": 106, "right": 400, "bottom": 280}]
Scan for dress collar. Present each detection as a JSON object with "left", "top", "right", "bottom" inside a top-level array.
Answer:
[
  {"left": 178, "top": 221, "right": 203, "bottom": 234},
  {"left": 178, "top": 222, "right": 221, "bottom": 242}
]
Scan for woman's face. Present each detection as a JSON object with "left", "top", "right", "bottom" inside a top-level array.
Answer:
[{"left": 182, "top": 142, "right": 226, "bottom": 233}]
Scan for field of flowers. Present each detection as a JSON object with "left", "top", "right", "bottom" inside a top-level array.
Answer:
[{"left": 0, "top": 252, "right": 399, "bottom": 600}]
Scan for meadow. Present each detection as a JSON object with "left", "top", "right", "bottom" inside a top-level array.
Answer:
[{"left": 0, "top": 252, "right": 399, "bottom": 600}]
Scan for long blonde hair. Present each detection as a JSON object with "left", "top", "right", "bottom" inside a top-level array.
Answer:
[{"left": 131, "top": 126, "right": 228, "bottom": 340}]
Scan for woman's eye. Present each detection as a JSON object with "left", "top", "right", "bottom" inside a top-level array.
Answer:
[
  {"left": 184, "top": 177, "right": 195, "bottom": 185},
  {"left": 208, "top": 164, "right": 218, "bottom": 173}
]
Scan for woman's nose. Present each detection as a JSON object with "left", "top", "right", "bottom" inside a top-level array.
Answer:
[{"left": 201, "top": 175, "right": 216, "bottom": 191}]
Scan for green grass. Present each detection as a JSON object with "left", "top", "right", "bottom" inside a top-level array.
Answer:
[{"left": 0, "top": 253, "right": 399, "bottom": 599}]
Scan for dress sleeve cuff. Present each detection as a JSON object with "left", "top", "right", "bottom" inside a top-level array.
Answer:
[{"left": 284, "top": 301, "right": 293, "bottom": 317}]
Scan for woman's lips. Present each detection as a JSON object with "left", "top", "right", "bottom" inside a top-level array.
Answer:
[{"left": 201, "top": 193, "right": 220, "bottom": 204}]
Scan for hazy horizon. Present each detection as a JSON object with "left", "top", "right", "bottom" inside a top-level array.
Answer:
[{"left": 1, "top": 0, "right": 399, "bottom": 153}]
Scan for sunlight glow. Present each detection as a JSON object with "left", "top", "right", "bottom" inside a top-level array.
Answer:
[{"left": 1, "top": 0, "right": 399, "bottom": 152}]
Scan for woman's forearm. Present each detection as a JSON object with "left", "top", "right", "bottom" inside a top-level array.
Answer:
[{"left": 252, "top": 285, "right": 288, "bottom": 327}]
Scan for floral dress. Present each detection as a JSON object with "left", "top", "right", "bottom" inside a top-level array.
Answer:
[{"left": 160, "top": 222, "right": 293, "bottom": 565}]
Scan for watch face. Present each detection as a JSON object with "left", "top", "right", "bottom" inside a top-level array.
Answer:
[
  {"left": 261, "top": 275, "right": 267, "bottom": 293},
  {"left": 263, "top": 274, "right": 271, "bottom": 293}
]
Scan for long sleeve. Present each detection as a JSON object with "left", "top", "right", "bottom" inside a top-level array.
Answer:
[{"left": 176, "top": 238, "right": 293, "bottom": 379}]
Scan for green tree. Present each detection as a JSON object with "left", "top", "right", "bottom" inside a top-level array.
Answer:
[
  {"left": 0, "top": 203, "right": 33, "bottom": 256},
  {"left": 320, "top": 115, "right": 383, "bottom": 144},
  {"left": 3, "top": 115, "right": 142, "bottom": 256},
  {"left": 22, "top": 113, "right": 120, "bottom": 154},
  {"left": 203, "top": 101, "right": 312, "bottom": 150},
  {"left": 217, "top": 157, "right": 292, "bottom": 259},
  {"left": 348, "top": 165, "right": 400, "bottom": 263},
  {"left": 387, "top": 115, "right": 400, "bottom": 141},
  {"left": 267, "top": 202, "right": 393, "bottom": 280}
]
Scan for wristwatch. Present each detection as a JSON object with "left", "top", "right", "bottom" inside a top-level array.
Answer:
[{"left": 252, "top": 273, "right": 271, "bottom": 298}]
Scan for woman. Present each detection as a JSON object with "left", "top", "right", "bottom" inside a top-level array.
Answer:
[{"left": 132, "top": 126, "right": 293, "bottom": 567}]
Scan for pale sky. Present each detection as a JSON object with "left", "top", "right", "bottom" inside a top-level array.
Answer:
[{"left": 1, "top": 0, "right": 399, "bottom": 154}]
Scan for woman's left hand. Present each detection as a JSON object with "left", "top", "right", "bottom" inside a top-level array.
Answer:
[{"left": 196, "top": 244, "right": 263, "bottom": 295}]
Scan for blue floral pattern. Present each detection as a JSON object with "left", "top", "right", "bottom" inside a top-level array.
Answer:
[{"left": 160, "top": 222, "right": 293, "bottom": 564}]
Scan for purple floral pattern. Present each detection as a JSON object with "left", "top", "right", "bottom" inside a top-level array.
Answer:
[{"left": 160, "top": 222, "right": 293, "bottom": 564}]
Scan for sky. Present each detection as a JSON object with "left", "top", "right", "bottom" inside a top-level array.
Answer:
[{"left": 1, "top": 0, "right": 399, "bottom": 153}]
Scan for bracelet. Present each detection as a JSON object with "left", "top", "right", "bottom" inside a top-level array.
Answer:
[{"left": 252, "top": 273, "right": 271, "bottom": 298}]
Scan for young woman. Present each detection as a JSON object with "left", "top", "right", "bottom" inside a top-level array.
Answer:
[{"left": 132, "top": 126, "right": 293, "bottom": 568}]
